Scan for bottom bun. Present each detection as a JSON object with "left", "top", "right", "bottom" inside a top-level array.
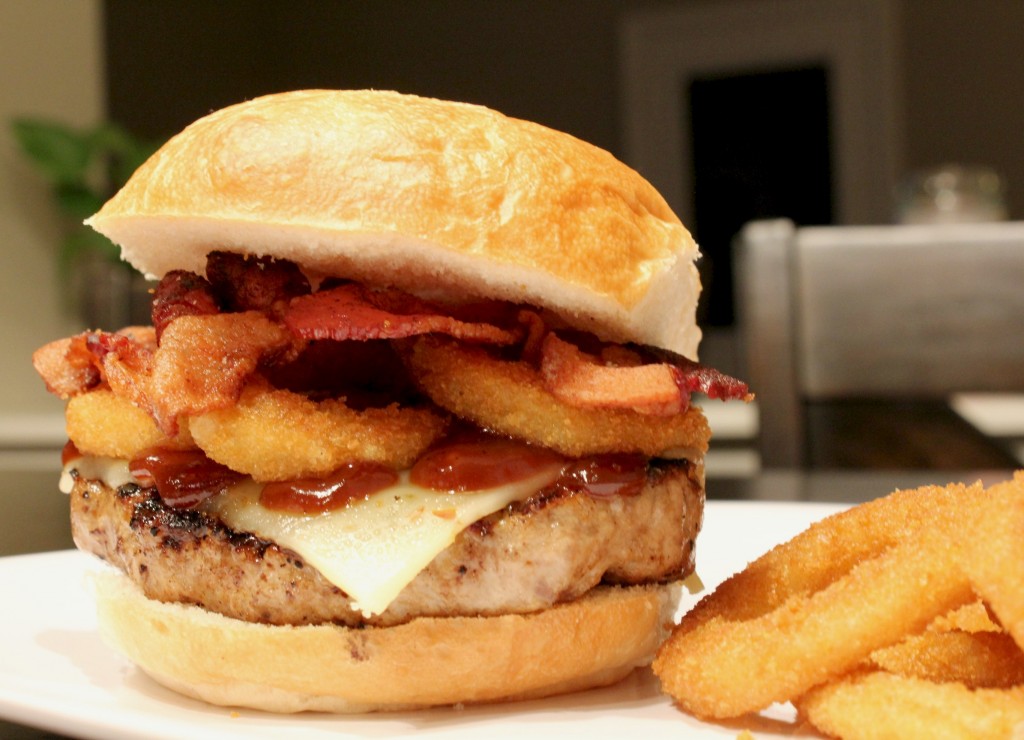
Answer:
[{"left": 92, "top": 568, "right": 681, "bottom": 713}]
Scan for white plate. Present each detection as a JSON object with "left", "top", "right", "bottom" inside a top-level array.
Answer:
[{"left": 0, "top": 500, "right": 844, "bottom": 739}]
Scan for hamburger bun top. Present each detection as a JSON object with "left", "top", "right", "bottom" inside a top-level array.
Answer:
[{"left": 87, "top": 89, "right": 702, "bottom": 357}]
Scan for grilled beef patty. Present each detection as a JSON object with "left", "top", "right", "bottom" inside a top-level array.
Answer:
[{"left": 69, "top": 460, "right": 703, "bottom": 627}]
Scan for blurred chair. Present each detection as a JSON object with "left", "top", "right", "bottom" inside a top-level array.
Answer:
[{"left": 734, "top": 218, "right": 1024, "bottom": 469}]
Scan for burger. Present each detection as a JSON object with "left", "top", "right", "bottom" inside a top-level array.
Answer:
[{"left": 32, "top": 90, "right": 750, "bottom": 712}]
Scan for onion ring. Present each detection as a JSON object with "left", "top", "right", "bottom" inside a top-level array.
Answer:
[
  {"left": 931, "top": 600, "right": 1003, "bottom": 634},
  {"left": 655, "top": 528, "right": 976, "bottom": 719},
  {"left": 963, "top": 472, "right": 1024, "bottom": 649},
  {"left": 668, "top": 481, "right": 984, "bottom": 640},
  {"left": 188, "top": 379, "right": 447, "bottom": 481},
  {"left": 863, "top": 598, "right": 1024, "bottom": 689},
  {"left": 868, "top": 630, "right": 1024, "bottom": 690},
  {"left": 653, "top": 481, "right": 986, "bottom": 719},
  {"left": 404, "top": 336, "right": 710, "bottom": 458},
  {"left": 66, "top": 389, "right": 194, "bottom": 460},
  {"left": 797, "top": 670, "right": 1024, "bottom": 740}
]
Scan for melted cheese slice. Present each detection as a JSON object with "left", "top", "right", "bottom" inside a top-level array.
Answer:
[{"left": 202, "top": 467, "right": 561, "bottom": 617}]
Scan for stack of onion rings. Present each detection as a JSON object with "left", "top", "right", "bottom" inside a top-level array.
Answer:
[
  {"left": 404, "top": 336, "right": 710, "bottom": 458},
  {"left": 653, "top": 471, "right": 1024, "bottom": 738}
]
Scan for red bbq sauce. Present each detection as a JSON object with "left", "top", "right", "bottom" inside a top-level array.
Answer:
[
  {"left": 61, "top": 440, "right": 81, "bottom": 466},
  {"left": 260, "top": 463, "right": 399, "bottom": 514},
  {"left": 129, "top": 448, "right": 244, "bottom": 510},
  {"left": 558, "top": 454, "right": 649, "bottom": 499},
  {"left": 410, "top": 436, "right": 566, "bottom": 492}
]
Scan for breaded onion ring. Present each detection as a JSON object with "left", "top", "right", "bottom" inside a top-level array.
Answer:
[
  {"left": 668, "top": 481, "right": 984, "bottom": 639},
  {"left": 964, "top": 473, "right": 1024, "bottom": 649},
  {"left": 66, "top": 389, "right": 194, "bottom": 459},
  {"left": 863, "top": 598, "right": 1024, "bottom": 689},
  {"left": 653, "top": 481, "right": 986, "bottom": 719},
  {"left": 931, "top": 600, "right": 1003, "bottom": 633},
  {"left": 868, "top": 629, "right": 1024, "bottom": 689},
  {"left": 797, "top": 670, "right": 1024, "bottom": 740},
  {"left": 404, "top": 337, "right": 710, "bottom": 458},
  {"left": 188, "top": 380, "right": 447, "bottom": 481}
]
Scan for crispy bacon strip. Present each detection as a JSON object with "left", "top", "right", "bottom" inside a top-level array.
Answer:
[
  {"left": 517, "top": 309, "right": 548, "bottom": 364},
  {"left": 540, "top": 333, "right": 688, "bottom": 416},
  {"left": 32, "top": 336, "right": 101, "bottom": 399},
  {"left": 86, "top": 329, "right": 157, "bottom": 417},
  {"left": 283, "top": 283, "right": 520, "bottom": 345},
  {"left": 149, "top": 311, "right": 292, "bottom": 434},
  {"left": 640, "top": 345, "right": 753, "bottom": 402},
  {"left": 206, "top": 251, "right": 310, "bottom": 314},
  {"left": 32, "top": 326, "right": 158, "bottom": 401},
  {"left": 540, "top": 333, "right": 753, "bottom": 416},
  {"left": 151, "top": 270, "right": 220, "bottom": 342}
]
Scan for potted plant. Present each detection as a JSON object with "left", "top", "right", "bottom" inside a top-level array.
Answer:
[{"left": 11, "top": 118, "right": 162, "bottom": 329}]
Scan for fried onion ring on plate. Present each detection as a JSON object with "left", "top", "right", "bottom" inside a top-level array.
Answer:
[
  {"left": 931, "top": 600, "right": 1003, "bottom": 633},
  {"left": 868, "top": 628, "right": 1024, "bottom": 689},
  {"left": 964, "top": 472, "right": 1024, "bottom": 650},
  {"left": 188, "top": 379, "right": 447, "bottom": 481},
  {"left": 404, "top": 336, "right": 710, "bottom": 458},
  {"left": 653, "top": 481, "right": 987, "bottom": 719},
  {"left": 796, "top": 670, "right": 1024, "bottom": 740},
  {"left": 864, "top": 597, "right": 1024, "bottom": 690}
]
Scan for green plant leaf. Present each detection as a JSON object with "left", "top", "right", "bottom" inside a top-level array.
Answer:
[
  {"left": 55, "top": 182, "right": 105, "bottom": 219},
  {"left": 10, "top": 118, "right": 91, "bottom": 185},
  {"left": 89, "top": 122, "right": 162, "bottom": 186},
  {"left": 58, "top": 229, "right": 123, "bottom": 278}
]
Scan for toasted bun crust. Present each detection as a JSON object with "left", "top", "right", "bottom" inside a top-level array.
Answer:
[
  {"left": 86, "top": 90, "right": 702, "bottom": 357},
  {"left": 92, "top": 569, "right": 680, "bottom": 712}
]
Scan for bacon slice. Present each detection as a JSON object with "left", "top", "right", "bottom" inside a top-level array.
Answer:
[
  {"left": 86, "top": 329, "right": 157, "bottom": 417},
  {"left": 540, "top": 333, "right": 688, "bottom": 415},
  {"left": 151, "top": 270, "right": 220, "bottom": 342},
  {"left": 540, "top": 333, "right": 753, "bottom": 416},
  {"left": 283, "top": 283, "right": 520, "bottom": 345},
  {"left": 32, "top": 326, "right": 158, "bottom": 401},
  {"left": 149, "top": 311, "right": 292, "bottom": 434},
  {"left": 32, "top": 336, "right": 101, "bottom": 399},
  {"left": 640, "top": 345, "right": 753, "bottom": 402},
  {"left": 517, "top": 309, "right": 548, "bottom": 364},
  {"left": 206, "top": 251, "right": 310, "bottom": 314}
]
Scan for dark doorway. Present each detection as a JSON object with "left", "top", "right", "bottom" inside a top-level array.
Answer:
[{"left": 688, "top": 66, "right": 834, "bottom": 326}]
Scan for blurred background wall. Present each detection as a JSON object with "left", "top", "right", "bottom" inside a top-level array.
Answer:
[
  {"left": 2, "top": 0, "right": 1023, "bottom": 421},
  {"left": 0, "top": 0, "right": 102, "bottom": 420}
]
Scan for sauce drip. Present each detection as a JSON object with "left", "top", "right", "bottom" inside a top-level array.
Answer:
[
  {"left": 61, "top": 440, "right": 81, "bottom": 466},
  {"left": 410, "top": 437, "right": 565, "bottom": 492},
  {"left": 130, "top": 448, "right": 243, "bottom": 509},
  {"left": 409, "top": 432, "right": 649, "bottom": 499},
  {"left": 558, "top": 454, "right": 649, "bottom": 499},
  {"left": 260, "top": 463, "right": 399, "bottom": 514}
]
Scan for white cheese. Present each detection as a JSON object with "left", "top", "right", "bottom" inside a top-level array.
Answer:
[
  {"left": 60, "top": 457, "right": 132, "bottom": 494},
  {"left": 201, "top": 467, "right": 561, "bottom": 617}
]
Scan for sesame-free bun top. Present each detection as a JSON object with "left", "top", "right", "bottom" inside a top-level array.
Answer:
[{"left": 87, "top": 89, "right": 702, "bottom": 357}]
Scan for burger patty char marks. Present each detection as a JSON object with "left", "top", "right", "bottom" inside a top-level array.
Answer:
[{"left": 70, "top": 460, "right": 703, "bottom": 628}]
